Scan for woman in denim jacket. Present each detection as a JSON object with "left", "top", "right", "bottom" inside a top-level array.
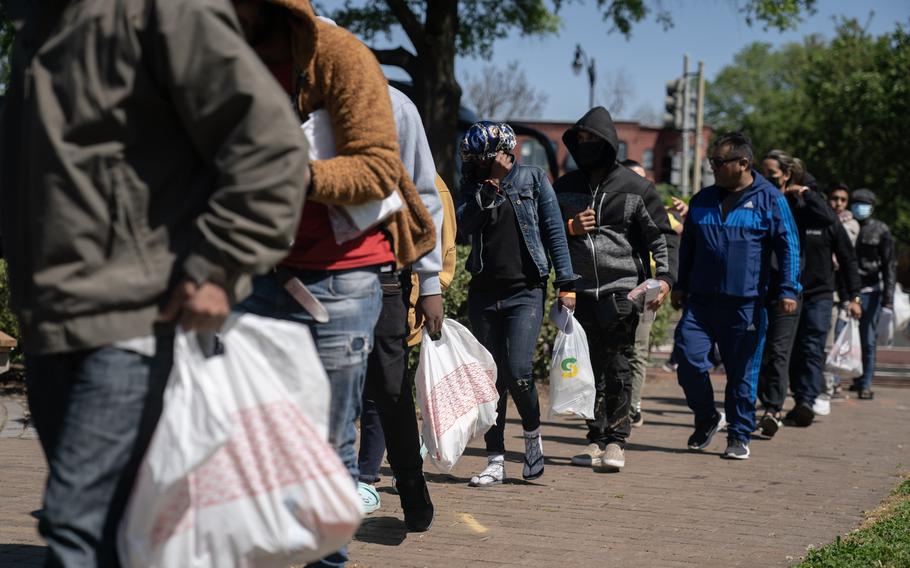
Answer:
[{"left": 456, "top": 121, "right": 576, "bottom": 487}]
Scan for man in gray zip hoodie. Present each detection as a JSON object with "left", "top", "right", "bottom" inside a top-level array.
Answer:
[
  {"left": 555, "top": 107, "right": 678, "bottom": 473},
  {"left": 0, "top": 1, "right": 308, "bottom": 564}
]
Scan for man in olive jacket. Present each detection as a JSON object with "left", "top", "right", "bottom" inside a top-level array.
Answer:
[{"left": 0, "top": 1, "right": 308, "bottom": 564}]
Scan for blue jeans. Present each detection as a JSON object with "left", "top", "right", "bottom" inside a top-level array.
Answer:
[
  {"left": 857, "top": 290, "right": 882, "bottom": 390},
  {"left": 789, "top": 294, "right": 834, "bottom": 406},
  {"left": 25, "top": 334, "right": 175, "bottom": 567},
  {"left": 468, "top": 286, "right": 544, "bottom": 455},
  {"left": 674, "top": 295, "right": 767, "bottom": 443},
  {"left": 237, "top": 269, "right": 381, "bottom": 568}
]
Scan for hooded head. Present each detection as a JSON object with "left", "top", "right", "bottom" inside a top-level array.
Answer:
[
  {"left": 851, "top": 188, "right": 876, "bottom": 221},
  {"left": 231, "top": 0, "right": 318, "bottom": 74},
  {"left": 460, "top": 121, "right": 516, "bottom": 180},
  {"left": 562, "top": 107, "right": 619, "bottom": 172}
]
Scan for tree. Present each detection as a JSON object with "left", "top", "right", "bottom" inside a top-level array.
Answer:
[
  {"left": 631, "top": 103, "right": 661, "bottom": 127},
  {"left": 327, "top": 0, "right": 816, "bottom": 187},
  {"left": 0, "top": 9, "right": 13, "bottom": 93},
  {"left": 601, "top": 67, "right": 634, "bottom": 117},
  {"left": 463, "top": 61, "right": 548, "bottom": 120},
  {"left": 706, "top": 18, "right": 910, "bottom": 244}
]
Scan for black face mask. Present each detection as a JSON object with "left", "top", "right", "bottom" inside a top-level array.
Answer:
[
  {"left": 574, "top": 140, "right": 608, "bottom": 169},
  {"left": 461, "top": 160, "right": 491, "bottom": 182},
  {"left": 768, "top": 175, "right": 783, "bottom": 189}
]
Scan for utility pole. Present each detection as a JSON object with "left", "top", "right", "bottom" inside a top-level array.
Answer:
[
  {"left": 681, "top": 54, "right": 690, "bottom": 197},
  {"left": 693, "top": 60, "right": 706, "bottom": 193},
  {"left": 572, "top": 45, "right": 596, "bottom": 110}
]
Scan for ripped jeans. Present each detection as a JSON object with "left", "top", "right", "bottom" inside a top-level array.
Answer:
[
  {"left": 468, "top": 286, "right": 545, "bottom": 455},
  {"left": 237, "top": 269, "right": 382, "bottom": 480},
  {"left": 576, "top": 293, "right": 639, "bottom": 449}
]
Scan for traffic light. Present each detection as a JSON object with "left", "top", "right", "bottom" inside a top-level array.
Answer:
[{"left": 663, "top": 78, "right": 684, "bottom": 129}]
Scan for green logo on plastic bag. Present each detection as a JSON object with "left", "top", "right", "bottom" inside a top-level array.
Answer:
[{"left": 561, "top": 357, "right": 578, "bottom": 379}]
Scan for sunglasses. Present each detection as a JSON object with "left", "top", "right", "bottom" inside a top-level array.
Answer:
[{"left": 708, "top": 155, "right": 743, "bottom": 168}]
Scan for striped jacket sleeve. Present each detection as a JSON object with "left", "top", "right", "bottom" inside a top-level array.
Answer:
[{"left": 771, "top": 194, "right": 802, "bottom": 300}]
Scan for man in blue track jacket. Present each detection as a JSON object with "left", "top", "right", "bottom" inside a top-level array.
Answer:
[{"left": 671, "top": 132, "right": 801, "bottom": 460}]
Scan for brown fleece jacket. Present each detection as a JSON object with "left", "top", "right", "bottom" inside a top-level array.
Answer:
[{"left": 270, "top": 0, "right": 435, "bottom": 268}]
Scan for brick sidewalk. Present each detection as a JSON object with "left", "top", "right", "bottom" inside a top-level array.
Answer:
[{"left": 2, "top": 377, "right": 908, "bottom": 568}]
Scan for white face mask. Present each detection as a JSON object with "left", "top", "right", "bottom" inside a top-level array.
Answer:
[{"left": 851, "top": 203, "right": 873, "bottom": 220}]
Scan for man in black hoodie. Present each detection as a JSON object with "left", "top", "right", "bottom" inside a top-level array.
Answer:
[{"left": 555, "top": 107, "right": 678, "bottom": 473}]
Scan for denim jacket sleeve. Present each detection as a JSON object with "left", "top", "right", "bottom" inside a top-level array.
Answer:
[
  {"left": 535, "top": 171, "right": 576, "bottom": 288},
  {"left": 455, "top": 180, "right": 505, "bottom": 240}
]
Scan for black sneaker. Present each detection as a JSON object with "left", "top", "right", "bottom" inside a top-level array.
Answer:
[
  {"left": 848, "top": 383, "right": 862, "bottom": 392},
  {"left": 630, "top": 411, "right": 644, "bottom": 428},
  {"left": 722, "top": 439, "right": 750, "bottom": 460},
  {"left": 784, "top": 403, "right": 815, "bottom": 427},
  {"left": 759, "top": 411, "right": 782, "bottom": 437},
  {"left": 859, "top": 389, "right": 875, "bottom": 400},
  {"left": 687, "top": 411, "right": 726, "bottom": 450},
  {"left": 395, "top": 474, "right": 435, "bottom": 532}
]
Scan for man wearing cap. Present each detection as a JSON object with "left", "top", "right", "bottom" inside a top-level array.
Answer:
[{"left": 846, "top": 189, "right": 896, "bottom": 399}]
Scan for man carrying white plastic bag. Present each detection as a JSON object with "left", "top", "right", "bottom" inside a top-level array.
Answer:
[
  {"left": 548, "top": 305, "right": 596, "bottom": 420},
  {"left": 119, "top": 314, "right": 362, "bottom": 568},
  {"left": 415, "top": 319, "right": 499, "bottom": 473}
]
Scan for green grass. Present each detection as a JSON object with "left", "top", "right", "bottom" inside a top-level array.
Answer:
[{"left": 795, "top": 477, "right": 910, "bottom": 567}]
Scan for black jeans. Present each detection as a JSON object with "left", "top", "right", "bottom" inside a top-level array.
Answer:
[
  {"left": 26, "top": 334, "right": 174, "bottom": 567},
  {"left": 789, "top": 294, "right": 835, "bottom": 406},
  {"left": 758, "top": 298, "right": 802, "bottom": 412},
  {"left": 576, "top": 293, "right": 639, "bottom": 448},
  {"left": 468, "top": 286, "right": 544, "bottom": 455},
  {"left": 359, "top": 271, "right": 424, "bottom": 480}
]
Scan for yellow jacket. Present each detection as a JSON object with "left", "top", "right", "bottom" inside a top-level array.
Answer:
[{"left": 407, "top": 175, "right": 457, "bottom": 346}]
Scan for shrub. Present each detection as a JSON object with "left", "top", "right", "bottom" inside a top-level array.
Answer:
[{"left": 0, "top": 260, "right": 23, "bottom": 362}]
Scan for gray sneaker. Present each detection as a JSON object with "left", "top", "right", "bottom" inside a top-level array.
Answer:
[
  {"left": 595, "top": 443, "right": 625, "bottom": 472},
  {"left": 722, "top": 439, "right": 750, "bottom": 460},
  {"left": 469, "top": 456, "right": 505, "bottom": 487},
  {"left": 570, "top": 443, "right": 605, "bottom": 467}
]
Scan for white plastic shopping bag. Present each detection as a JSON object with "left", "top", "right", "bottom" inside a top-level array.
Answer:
[
  {"left": 825, "top": 315, "right": 863, "bottom": 379},
  {"left": 119, "top": 314, "right": 362, "bottom": 568},
  {"left": 415, "top": 319, "right": 499, "bottom": 472},
  {"left": 893, "top": 283, "right": 910, "bottom": 334},
  {"left": 547, "top": 305, "right": 596, "bottom": 420},
  {"left": 301, "top": 109, "right": 402, "bottom": 243},
  {"left": 877, "top": 307, "right": 895, "bottom": 347}
]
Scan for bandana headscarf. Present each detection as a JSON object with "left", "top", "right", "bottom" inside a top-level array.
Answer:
[{"left": 460, "top": 121, "right": 517, "bottom": 161}]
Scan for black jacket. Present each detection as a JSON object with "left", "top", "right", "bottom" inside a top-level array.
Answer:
[
  {"left": 768, "top": 189, "right": 836, "bottom": 298},
  {"left": 553, "top": 107, "right": 678, "bottom": 300},
  {"left": 851, "top": 217, "right": 897, "bottom": 305},
  {"left": 802, "top": 220, "right": 861, "bottom": 299}
]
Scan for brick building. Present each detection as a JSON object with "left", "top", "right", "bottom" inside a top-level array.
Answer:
[{"left": 513, "top": 119, "right": 715, "bottom": 187}]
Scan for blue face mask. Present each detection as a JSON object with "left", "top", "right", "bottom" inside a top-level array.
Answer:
[{"left": 851, "top": 203, "right": 873, "bottom": 220}]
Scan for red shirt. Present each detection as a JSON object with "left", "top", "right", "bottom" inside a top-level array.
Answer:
[{"left": 264, "top": 60, "right": 395, "bottom": 271}]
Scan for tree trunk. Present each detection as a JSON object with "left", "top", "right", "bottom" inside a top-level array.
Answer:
[
  {"left": 412, "top": 50, "right": 461, "bottom": 192},
  {"left": 412, "top": 0, "right": 461, "bottom": 191}
]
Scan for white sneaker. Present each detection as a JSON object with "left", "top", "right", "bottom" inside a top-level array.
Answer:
[
  {"left": 522, "top": 429, "right": 545, "bottom": 480},
  {"left": 357, "top": 482, "right": 381, "bottom": 514},
  {"left": 812, "top": 395, "right": 831, "bottom": 416},
  {"left": 469, "top": 456, "right": 504, "bottom": 487}
]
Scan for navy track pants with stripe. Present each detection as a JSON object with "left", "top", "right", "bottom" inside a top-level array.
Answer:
[{"left": 674, "top": 294, "right": 768, "bottom": 443}]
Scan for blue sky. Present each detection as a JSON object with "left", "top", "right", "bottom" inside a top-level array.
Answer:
[{"left": 320, "top": 0, "right": 910, "bottom": 122}]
